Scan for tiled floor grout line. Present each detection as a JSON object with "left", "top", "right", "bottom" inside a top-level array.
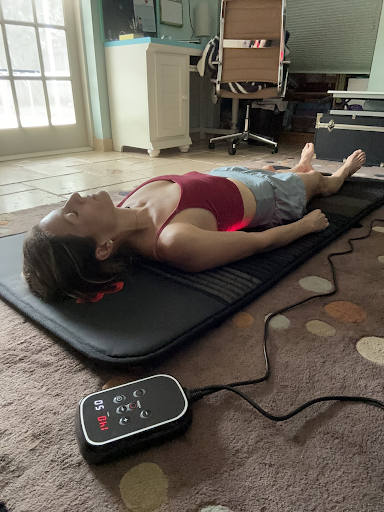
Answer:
[
  {"left": 7, "top": 150, "right": 221, "bottom": 168},
  {"left": 8, "top": 175, "right": 151, "bottom": 200}
]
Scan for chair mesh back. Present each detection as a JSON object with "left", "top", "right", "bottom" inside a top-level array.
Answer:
[{"left": 221, "top": 0, "right": 283, "bottom": 85}]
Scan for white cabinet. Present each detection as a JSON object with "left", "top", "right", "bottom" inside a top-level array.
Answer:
[{"left": 105, "top": 39, "right": 202, "bottom": 156}]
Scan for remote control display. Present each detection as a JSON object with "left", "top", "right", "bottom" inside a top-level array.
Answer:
[{"left": 79, "top": 375, "right": 188, "bottom": 445}]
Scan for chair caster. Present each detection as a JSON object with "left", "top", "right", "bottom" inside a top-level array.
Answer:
[
  {"left": 228, "top": 147, "right": 236, "bottom": 155},
  {"left": 208, "top": 142, "right": 215, "bottom": 150},
  {"left": 271, "top": 147, "right": 278, "bottom": 154}
]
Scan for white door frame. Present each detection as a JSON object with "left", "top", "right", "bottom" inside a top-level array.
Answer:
[{"left": 0, "top": 0, "right": 93, "bottom": 161}]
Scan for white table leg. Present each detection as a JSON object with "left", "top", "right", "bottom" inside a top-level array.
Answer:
[
  {"left": 179, "top": 145, "right": 190, "bottom": 153},
  {"left": 148, "top": 149, "right": 160, "bottom": 157}
]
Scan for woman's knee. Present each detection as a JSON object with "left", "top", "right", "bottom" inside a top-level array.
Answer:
[{"left": 298, "top": 170, "right": 326, "bottom": 202}]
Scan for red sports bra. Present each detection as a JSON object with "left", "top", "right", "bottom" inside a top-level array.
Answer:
[{"left": 117, "top": 172, "right": 245, "bottom": 257}]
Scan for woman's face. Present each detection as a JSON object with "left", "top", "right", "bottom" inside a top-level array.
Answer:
[{"left": 39, "top": 191, "right": 117, "bottom": 243}]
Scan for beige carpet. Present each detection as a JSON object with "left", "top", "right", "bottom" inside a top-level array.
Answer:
[{"left": 1, "top": 182, "right": 384, "bottom": 511}]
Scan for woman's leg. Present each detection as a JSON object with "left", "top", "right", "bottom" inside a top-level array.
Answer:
[{"left": 297, "top": 150, "right": 366, "bottom": 204}]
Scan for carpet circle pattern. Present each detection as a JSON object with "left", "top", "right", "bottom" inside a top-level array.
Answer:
[
  {"left": 232, "top": 312, "right": 254, "bottom": 328},
  {"left": 102, "top": 376, "right": 131, "bottom": 390},
  {"left": 306, "top": 320, "right": 336, "bottom": 337},
  {"left": 324, "top": 301, "right": 367, "bottom": 323},
  {"left": 356, "top": 337, "right": 384, "bottom": 365},
  {"left": 299, "top": 276, "right": 333, "bottom": 293},
  {"left": 265, "top": 313, "right": 291, "bottom": 330},
  {"left": 119, "top": 463, "right": 168, "bottom": 512}
]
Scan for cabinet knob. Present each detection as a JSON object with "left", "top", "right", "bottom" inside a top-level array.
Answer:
[{"left": 182, "top": 95, "right": 188, "bottom": 100}]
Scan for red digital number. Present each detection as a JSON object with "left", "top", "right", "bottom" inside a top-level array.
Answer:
[{"left": 98, "top": 415, "right": 108, "bottom": 431}]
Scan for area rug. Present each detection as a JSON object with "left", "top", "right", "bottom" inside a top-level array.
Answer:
[{"left": 1, "top": 197, "right": 384, "bottom": 511}]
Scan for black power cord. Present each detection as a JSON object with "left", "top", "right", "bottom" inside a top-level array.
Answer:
[{"left": 185, "top": 218, "right": 384, "bottom": 421}]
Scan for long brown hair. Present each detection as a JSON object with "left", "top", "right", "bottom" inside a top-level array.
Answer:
[{"left": 22, "top": 224, "right": 132, "bottom": 302}]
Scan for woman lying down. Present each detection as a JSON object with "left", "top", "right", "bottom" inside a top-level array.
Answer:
[{"left": 23, "top": 143, "right": 365, "bottom": 302}]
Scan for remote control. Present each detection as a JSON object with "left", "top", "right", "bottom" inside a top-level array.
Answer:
[{"left": 75, "top": 374, "right": 192, "bottom": 463}]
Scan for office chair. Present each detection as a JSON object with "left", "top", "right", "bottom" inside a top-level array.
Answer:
[{"left": 208, "top": 0, "right": 289, "bottom": 155}]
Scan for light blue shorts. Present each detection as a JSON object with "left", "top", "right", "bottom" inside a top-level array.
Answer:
[{"left": 209, "top": 167, "right": 307, "bottom": 229}]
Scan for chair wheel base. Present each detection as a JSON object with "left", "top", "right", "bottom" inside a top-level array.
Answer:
[
  {"left": 208, "top": 142, "right": 215, "bottom": 150},
  {"left": 271, "top": 147, "right": 278, "bottom": 154},
  {"left": 228, "top": 147, "right": 236, "bottom": 155}
]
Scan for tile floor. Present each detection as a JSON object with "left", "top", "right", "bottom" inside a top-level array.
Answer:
[{"left": 0, "top": 140, "right": 381, "bottom": 214}]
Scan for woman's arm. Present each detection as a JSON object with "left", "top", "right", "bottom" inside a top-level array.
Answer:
[{"left": 159, "top": 210, "right": 329, "bottom": 272}]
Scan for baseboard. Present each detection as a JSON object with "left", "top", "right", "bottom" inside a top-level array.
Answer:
[
  {"left": 0, "top": 147, "right": 93, "bottom": 162},
  {"left": 93, "top": 138, "right": 114, "bottom": 152}
]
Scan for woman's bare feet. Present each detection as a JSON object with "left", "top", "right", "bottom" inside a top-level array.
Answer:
[
  {"left": 332, "top": 149, "right": 366, "bottom": 180},
  {"left": 295, "top": 142, "right": 315, "bottom": 173},
  {"left": 321, "top": 149, "right": 366, "bottom": 197},
  {"left": 343, "top": 149, "right": 366, "bottom": 176},
  {"left": 261, "top": 143, "right": 316, "bottom": 174}
]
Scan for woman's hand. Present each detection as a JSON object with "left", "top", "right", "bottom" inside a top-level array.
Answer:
[{"left": 302, "top": 209, "right": 330, "bottom": 233}]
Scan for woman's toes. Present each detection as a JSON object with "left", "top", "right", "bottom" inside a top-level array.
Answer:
[
  {"left": 345, "top": 149, "right": 366, "bottom": 175},
  {"left": 356, "top": 150, "right": 366, "bottom": 163},
  {"left": 301, "top": 142, "right": 315, "bottom": 159}
]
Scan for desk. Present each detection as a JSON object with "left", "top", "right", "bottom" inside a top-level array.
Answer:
[
  {"left": 105, "top": 38, "right": 203, "bottom": 156},
  {"left": 327, "top": 90, "right": 384, "bottom": 99},
  {"left": 328, "top": 90, "right": 384, "bottom": 117}
]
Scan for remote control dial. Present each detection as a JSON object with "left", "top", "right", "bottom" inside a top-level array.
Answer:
[
  {"left": 116, "top": 405, "right": 129, "bottom": 414},
  {"left": 113, "top": 395, "right": 126, "bottom": 404},
  {"left": 119, "top": 416, "right": 131, "bottom": 426}
]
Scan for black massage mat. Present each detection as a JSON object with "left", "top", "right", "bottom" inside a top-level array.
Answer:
[{"left": 1, "top": 177, "right": 384, "bottom": 365}]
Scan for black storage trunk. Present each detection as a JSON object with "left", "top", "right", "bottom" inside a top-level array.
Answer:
[{"left": 314, "top": 113, "right": 384, "bottom": 167}]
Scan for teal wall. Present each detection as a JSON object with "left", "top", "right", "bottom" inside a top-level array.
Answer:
[
  {"left": 156, "top": 0, "right": 220, "bottom": 42},
  {"left": 80, "top": 0, "right": 112, "bottom": 141},
  {"left": 368, "top": 0, "right": 384, "bottom": 90}
]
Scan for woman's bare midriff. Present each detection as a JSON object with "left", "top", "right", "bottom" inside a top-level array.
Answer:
[
  {"left": 121, "top": 177, "right": 257, "bottom": 259},
  {"left": 226, "top": 177, "right": 257, "bottom": 221}
]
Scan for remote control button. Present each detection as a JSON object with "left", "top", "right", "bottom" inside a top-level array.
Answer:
[
  {"left": 140, "top": 410, "right": 152, "bottom": 419},
  {"left": 128, "top": 402, "right": 137, "bottom": 410},
  {"left": 113, "top": 394, "right": 126, "bottom": 404},
  {"left": 133, "top": 389, "right": 145, "bottom": 397},
  {"left": 116, "top": 405, "right": 128, "bottom": 414},
  {"left": 119, "top": 416, "right": 131, "bottom": 426}
]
